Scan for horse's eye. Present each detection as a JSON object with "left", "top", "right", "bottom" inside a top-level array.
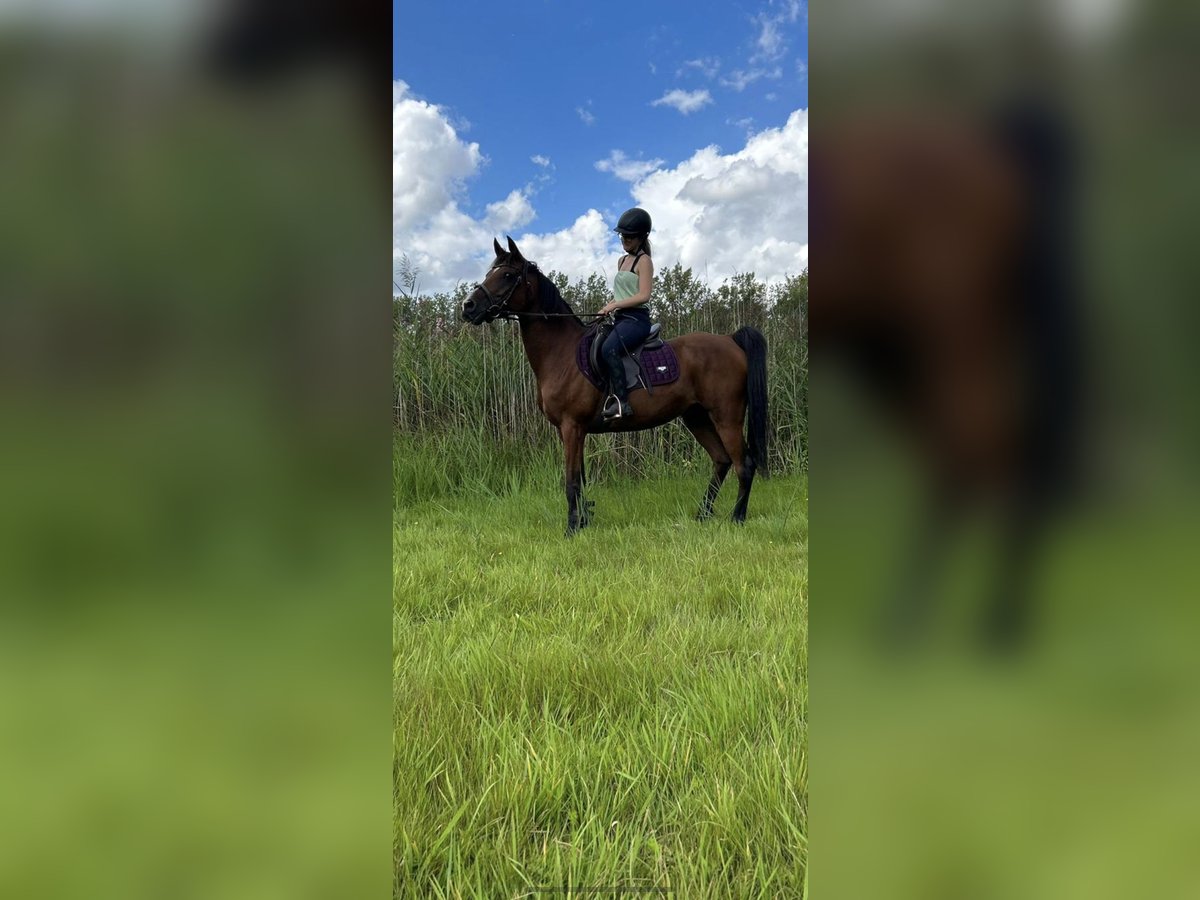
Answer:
[{"left": 504, "top": 272, "right": 515, "bottom": 280}]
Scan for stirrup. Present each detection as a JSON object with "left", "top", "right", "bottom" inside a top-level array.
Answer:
[{"left": 603, "top": 394, "right": 631, "bottom": 420}]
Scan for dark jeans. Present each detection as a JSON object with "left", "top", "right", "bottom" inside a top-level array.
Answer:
[{"left": 599, "top": 310, "right": 652, "bottom": 377}]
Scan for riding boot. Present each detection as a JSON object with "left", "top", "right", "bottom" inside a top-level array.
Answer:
[{"left": 602, "top": 357, "right": 634, "bottom": 420}]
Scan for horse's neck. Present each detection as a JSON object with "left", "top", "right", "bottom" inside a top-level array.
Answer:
[{"left": 517, "top": 316, "right": 582, "bottom": 380}]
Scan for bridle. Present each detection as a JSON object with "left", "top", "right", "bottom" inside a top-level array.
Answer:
[
  {"left": 470, "top": 259, "right": 607, "bottom": 322},
  {"left": 471, "top": 259, "right": 532, "bottom": 320}
]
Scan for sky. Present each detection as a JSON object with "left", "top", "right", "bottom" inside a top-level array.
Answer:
[{"left": 393, "top": 0, "right": 808, "bottom": 295}]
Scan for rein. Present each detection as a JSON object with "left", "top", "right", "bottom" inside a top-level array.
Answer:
[{"left": 499, "top": 311, "right": 610, "bottom": 321}]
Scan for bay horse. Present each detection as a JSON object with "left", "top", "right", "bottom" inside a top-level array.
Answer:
[
  {"left": 461, "top": 237, "right": 769, "bottom": 535},
  {"left": 813, "top": 98, "right": 1081, "bottom": 649}
]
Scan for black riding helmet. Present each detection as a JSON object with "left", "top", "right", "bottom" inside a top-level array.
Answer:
[{"left": 613, "top": 207, "right": 652, "bottom": 236}]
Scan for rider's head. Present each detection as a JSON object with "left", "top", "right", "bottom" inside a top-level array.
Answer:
[{"left": 614, "top": 207, "right": 652, "bottom": 256}]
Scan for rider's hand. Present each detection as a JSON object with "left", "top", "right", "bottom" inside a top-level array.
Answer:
[{"left": 599, "top": 302, "right": 618, "bottom": 316}]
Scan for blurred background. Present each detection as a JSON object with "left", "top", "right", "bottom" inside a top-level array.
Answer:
[
  {"left": 0, "top": 1, "right": 389, "bottom": 897},
  {"left": 811, "top": 0, "right": 1200, "bottom": 897}
]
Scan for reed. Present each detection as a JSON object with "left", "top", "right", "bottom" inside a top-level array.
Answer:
[{"left": 394, "top": 267, "right": 807, "bottom": 496}]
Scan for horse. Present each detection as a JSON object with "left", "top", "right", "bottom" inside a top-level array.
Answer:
[
  {"left": 812, "top": 98, "right": 1081, "bottom": 649},
  {"left": 461, "top": 237, "right": 770, "bottom": 536}
]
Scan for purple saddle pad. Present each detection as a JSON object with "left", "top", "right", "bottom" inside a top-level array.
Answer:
[{"left": 576, "top": 330, "right": 680, "bottom": 391}]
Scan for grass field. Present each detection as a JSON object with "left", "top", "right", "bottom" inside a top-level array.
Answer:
[{"left": 394, "top": 464, "right": 808, "bottom": 898}]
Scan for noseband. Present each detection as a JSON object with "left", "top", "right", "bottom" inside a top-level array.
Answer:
[{"left": 471, "top": 260, "right": 532, "bottom": 320}]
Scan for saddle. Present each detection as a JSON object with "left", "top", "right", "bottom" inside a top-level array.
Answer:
[{"left": 588, "top": 321, "right": 666, "bottom": 393}]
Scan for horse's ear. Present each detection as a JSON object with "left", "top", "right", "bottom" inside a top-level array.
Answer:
[
  {"left": 493, "top": 237, "right": 504, "bottom": 258},
  {"left": 506, "top": 236, "right": 524, "bottom": 261}
]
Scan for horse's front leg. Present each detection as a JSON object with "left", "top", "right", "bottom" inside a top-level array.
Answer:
[{"left": 559, "top": 422, "right": 589, "bottom": 536}]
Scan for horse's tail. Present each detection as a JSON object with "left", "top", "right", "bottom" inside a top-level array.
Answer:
[{"left": 732, "top": 326, "right": 769, "bottom": 478}]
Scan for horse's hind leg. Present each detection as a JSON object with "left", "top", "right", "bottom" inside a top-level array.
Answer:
[
  {"left": 682, "top": 408, "right": 731, "bottom": 520},
  {"left": 713, "top": 417, "right": 755, "bottom": 523}
]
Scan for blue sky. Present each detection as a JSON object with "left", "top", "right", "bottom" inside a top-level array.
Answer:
[{"left": 393, "top": 0, "right": 808, "bottom": 293}]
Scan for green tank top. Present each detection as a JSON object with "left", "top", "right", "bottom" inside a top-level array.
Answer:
[
  {"left": 613, "top": 252, "right": 649, "bottom": 310},
  {"left": 613, "top": 270, "right": 640, "bottom": 302}
]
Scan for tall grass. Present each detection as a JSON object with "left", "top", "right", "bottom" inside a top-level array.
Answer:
[
  {"left": 394, "top": 471, "right": 808, "bottom": 897},
  {"left": 394, "top": 266, "right": 807, "bottom": 488}
]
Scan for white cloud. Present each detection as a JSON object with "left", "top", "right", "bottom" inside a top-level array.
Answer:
[
  {"left": 651, "top": 89, "right": 714, "bottom": 115},
  {"left": 754, "top": 18, "right": 785, "bottom": 60},
  {"left": 393, "top": 80, "right": 521, "bottom": 289},
  {"left": 720, "top": 66, "right": 782, "bottom": 91},
  {"left": 507, "top": 211, "right": 613, "bottom": 285},
  {"left": 394, "top": 79, "right": 807, "bottom": 294},
  {"left": 485, "top": 189, "right": 535, "bottom": 232},
  {"left": 777, "top": 0, "right": 805, "bottom": 23},
  {"left": 392, "top": 80, "right": 483, "bottom": 236},
  {"left": 677, "top": 57, "right": 721, "bottom": 79},
  {"left": 749, "top": 0, "right": 806, "bottom": 63},
  {"left": 627, "top": 109, "right": 808, "bottom": 285},
  {"left": 531, "top": 155, "right": 552, "bottom": 167},
  {"left": 595, "top": 150, "right": 666, "bottom": 183},
  {"left": 391, "top": 82, "right": 607, "bottom": 293},
  {"left": 576, "top": 105, "right": 596, "bottom": 125}
]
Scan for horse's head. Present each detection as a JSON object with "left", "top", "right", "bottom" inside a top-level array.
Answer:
[{"left": 462, "top": 237, "right": 538, "bottom": 324}]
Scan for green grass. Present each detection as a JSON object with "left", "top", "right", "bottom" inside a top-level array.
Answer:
[{"left": 394, "top": 469, "right": 807, "bottom": 898}]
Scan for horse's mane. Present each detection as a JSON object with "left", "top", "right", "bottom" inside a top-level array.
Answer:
[{"left": 532, "top": 265, "right": 584, "bottom": 326}]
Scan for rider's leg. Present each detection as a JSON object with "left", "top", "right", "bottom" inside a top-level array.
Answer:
[{"left": 599, "top": 316, "right": 650, "bottom": 419}]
